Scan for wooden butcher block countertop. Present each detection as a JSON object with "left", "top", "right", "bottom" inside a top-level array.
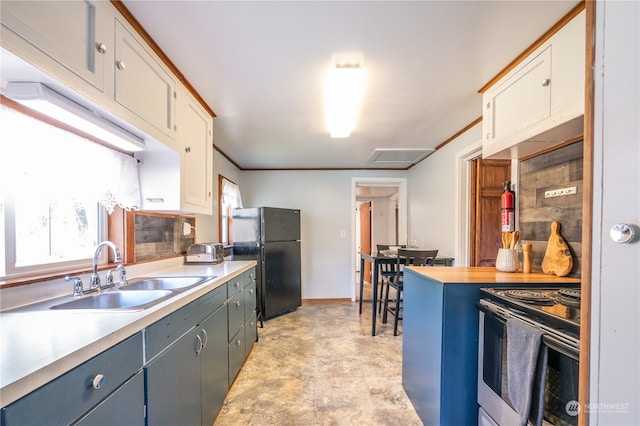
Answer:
[{"left": 406, "top": 266, "right": 581, "bottom": 284}]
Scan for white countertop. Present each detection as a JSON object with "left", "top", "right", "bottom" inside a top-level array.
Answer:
[{"left": 0, "top": 259, "right": 257, "bottom": 407}]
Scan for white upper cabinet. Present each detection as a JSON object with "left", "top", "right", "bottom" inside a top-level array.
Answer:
[
  {"left": 113, "top": 19, "right": 177, "bottom": 144},
  {"left": 482, "top": 10, "right": 585, "bottom": 159},
  {"left": 1, "top": 0, "right": 108, "bottom": 93},
  {"left": 1, "top": 2, "right": 215, "bottom": 215},
  {"left": 136, "top": 88, "right": 214, "bottom": 215},
  {"left": 178, "top": 88, "right": 214, "bottom": 214}
]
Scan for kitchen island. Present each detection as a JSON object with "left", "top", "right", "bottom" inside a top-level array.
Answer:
[
  {"left": 0, "top": 259, "right": 257, "bottom": 424},
  {"left": 401, "top": 266, "right": 580, "bottom": 425}
]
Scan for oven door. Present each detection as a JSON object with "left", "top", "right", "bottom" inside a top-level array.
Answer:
[{"left": 477, "top": 304, "right": 580, "bottom": 426}]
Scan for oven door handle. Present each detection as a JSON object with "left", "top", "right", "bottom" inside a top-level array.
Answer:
[
  {"left": 476, "top": 302, "right": 508, "bottom": 324},
  {"left": 542, "top": 335, "right": 579, "bottom": 360},
  {"left": 478, "top": 301, "right": 580, "bottom": 359}
]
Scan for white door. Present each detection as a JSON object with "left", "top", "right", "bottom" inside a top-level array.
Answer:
[{"left": 590, "top": 1, "right": 640, "bottom": 424}]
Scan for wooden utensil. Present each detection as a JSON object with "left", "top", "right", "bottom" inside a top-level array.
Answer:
[{"left": 542, "top": 221, "right": 573, "bottom": 276}]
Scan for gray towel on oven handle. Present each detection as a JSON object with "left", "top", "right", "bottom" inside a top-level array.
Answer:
[
  {"left": 529, "top": 344, "right": 549, "bottom": 426},
  {"left": 506, "top": 317, "right": 543, "bottom": 426}
]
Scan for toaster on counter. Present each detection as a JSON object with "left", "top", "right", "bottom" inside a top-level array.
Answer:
[{"left": 185, "top": 243, "right": 224, "bottom": 264}]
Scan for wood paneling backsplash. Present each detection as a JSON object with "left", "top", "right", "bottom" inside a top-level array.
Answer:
[
  {"left": 134, "top": 213, "right": 195, "bottom": 262},
  {"left": 519, "top": 141, "right": 583, "bottom": 277}
]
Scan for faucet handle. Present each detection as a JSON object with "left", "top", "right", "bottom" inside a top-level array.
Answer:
[
  {"left": 117, "top": 264, "right": 127, "bottom": 287},
  {"left": 106, "top": 270, "right": 115, "bottom": 286},
  {"left": 66, "top": 276, "right": 84, "bottom": 297}
]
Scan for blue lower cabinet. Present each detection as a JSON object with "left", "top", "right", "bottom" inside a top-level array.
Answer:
[
  {"left": 1, "top": 333, "right": 143, "bottom": 426},
  {"left": 200, "top": 306, "right": 229, "bottom": 426},
  {"left": 145, "top": 326, "right": 202, "bottom": 426},
  {"left": 75, "top": 371, "right": 145, "bottom": 425}
]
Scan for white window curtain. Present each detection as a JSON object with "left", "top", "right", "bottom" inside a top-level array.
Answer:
[
  {"left": 220, "top": 177, "right": 242, "bottom": 244},
  {"left": 221, "top": 178, "right": 243, "bottom": 211},
  {"left": 1, "top": 104, "right": 140, "bottom": 213}
]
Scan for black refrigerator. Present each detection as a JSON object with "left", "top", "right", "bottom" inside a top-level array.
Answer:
[{"left": 232, "top": 207, "right": 301, "bottom": 320}]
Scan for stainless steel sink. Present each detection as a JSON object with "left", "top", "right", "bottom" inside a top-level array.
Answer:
[
  {"left": 50, "top": 290, "right": 173, "bottom": 311},
  {"left": 120, "top": 276, "right": 211, "bottom": 292},
  {"left": 1, "top": 276, "right": 214, "bottom": 314}
]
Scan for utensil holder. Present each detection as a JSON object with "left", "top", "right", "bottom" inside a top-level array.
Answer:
[{"left": 496, "top": 248, "right": 519, "bottom": 272}]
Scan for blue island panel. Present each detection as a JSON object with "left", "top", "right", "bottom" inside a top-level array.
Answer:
[{"left": 402, "top": 269, "right": 483, "bottom": 425}]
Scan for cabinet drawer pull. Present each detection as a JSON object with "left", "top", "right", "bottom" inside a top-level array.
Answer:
[
  {"left": 195, "top": 334, "right": 204, "bottom": 355},
  {"left": 200, "top": 328, "right": 208, "bottom": 349},
  {"left": 92, "top": 374, "right": 105, "bottom": 390},
  {"left": 542, "top": 78, "right": 551, "bottom": 87},
  {"left": 117, "top": 61, "right": 126, "bottom": 70},
  {"left": 234, "top": 281, "right": 241, "bottom": 288},
  {"left": 97, "top": 42, "right": 107, "bottom": 54}
]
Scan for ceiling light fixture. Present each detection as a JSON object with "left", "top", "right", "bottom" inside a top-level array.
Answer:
[
  {"left": 4, "top": 82, "right": 145, "bottom": 152},
  {"left": 324, "top": 62, "right": 366, "bottom": 138}
]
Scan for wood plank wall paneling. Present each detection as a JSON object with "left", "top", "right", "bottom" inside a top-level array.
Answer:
[
  {"left": 133, "top": 213, "right": 195, "bottom": 262},
  {"left": 519, "top": 140, "right": 583, "bottom": 277}
]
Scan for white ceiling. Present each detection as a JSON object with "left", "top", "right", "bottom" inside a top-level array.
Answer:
[{"left": 121, "top": 0, "right": 579, "bottom": 170}]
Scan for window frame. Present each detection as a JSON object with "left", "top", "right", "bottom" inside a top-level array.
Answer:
[{"left": 1, "top": 98, "right": 112, "bottom": 280}]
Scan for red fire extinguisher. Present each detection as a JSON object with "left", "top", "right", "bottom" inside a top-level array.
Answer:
[{"left": 501, "top": 181, "right": 515, "bottom": 232}]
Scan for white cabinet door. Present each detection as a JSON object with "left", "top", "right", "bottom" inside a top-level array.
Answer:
[
  {"left": 484, "top": 46, "right": 551, "bottom": 145},
  {"left": 1, "top": 0, "right": 107, "bottom": 91},
  {"left": 114, "top": 19, "right": 177, "bottom": 141},
  {"left": 482, "top": 10, "right": 585, "bottom": 159},
  {"left": 179, "top": 90, "right": 214, "bottom": 214}
]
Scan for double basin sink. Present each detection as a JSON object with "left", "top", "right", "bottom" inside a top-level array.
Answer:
[{"left": 4, "top": 276, "right": 215, "bottom": 313}]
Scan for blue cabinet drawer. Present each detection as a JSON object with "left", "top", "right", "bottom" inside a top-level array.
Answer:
[
  {"left": 74, "top": 370, "right": 145, "bottom": 425},
  {"left": 243, "top": 279, "right": 257, "bottom": 321},
  {"left": 1, "top": 332, "right": 143, "bottom": 426},
  {"left": 227, "top": 290, "right": 244, "bottom": 342},
  {"left": 244, "top": 268, "right": 256, "bottom": 287},
  {"left": 245, "top": 311, "right": 258, "bottom": 356},
  {"left": 145, "top": 284, "right": 226, "bottom": 362},
  {"left": 227, "top": 274, "right": 243, "bottom": 297},
  {"left": 228, "top": 327, "right": 245, "bottom": 386}
]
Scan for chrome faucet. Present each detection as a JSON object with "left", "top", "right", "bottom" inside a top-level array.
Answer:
[{"left": 90, "top": 241, "right": 123, "bottom": 290}]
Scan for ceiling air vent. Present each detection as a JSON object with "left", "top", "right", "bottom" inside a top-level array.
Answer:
[{"left": 368, "top": 148, "right": 435, "bottom": 164}]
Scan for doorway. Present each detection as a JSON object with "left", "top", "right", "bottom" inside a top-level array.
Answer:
[
  {"left": 351, "top": 177, "right": 407, "bottom": 301},
  {"left": 470, "top": 159, "right": 511, "bottom": 266}
]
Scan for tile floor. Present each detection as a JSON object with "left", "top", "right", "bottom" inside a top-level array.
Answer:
[{"left": 213, "top": 282, "right": 423, "bottom": 425}]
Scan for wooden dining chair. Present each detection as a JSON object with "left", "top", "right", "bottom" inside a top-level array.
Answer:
[
  {"left": 376, "top": 244, "right": 405, "bottom": 314},
  {"left": 382, "top": 248, "right": 438, "bottom": 335}
]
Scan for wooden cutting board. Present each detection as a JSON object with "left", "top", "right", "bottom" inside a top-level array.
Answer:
[{"left": 542, "top": 221, "right": 573, "bottom": 276}]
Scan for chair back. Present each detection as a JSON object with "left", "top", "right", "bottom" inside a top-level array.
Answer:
[{"left": 397, "top": 248, "right": 439, "bottom": 269}]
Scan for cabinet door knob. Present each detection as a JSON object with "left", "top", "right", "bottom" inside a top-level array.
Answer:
[
  {"left": 542, "top": 78, "right": 551, "bottom": 87},
  {"left": 97, "top": 43, "right": 107, "bottom": 54},
  {"left": 116, "top": 61, "right": 126, "bottom": 70},
  {"left": 235, "top": 339, "right": 242, "bottom": 347},
  {"left": 92, "top": 374, "right": 105, "bottom": 390},
  {"left": 235, "top": 300, "right": 241, "bottom": 308}
]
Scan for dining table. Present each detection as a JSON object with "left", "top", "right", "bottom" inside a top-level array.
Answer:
[{"left": 358, "top": 251, "right": 454, "bottom": 336}]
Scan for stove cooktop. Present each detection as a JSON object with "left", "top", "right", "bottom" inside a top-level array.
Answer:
[{"left": 480, "top": 286, "right": 581, "bottom": 335}]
